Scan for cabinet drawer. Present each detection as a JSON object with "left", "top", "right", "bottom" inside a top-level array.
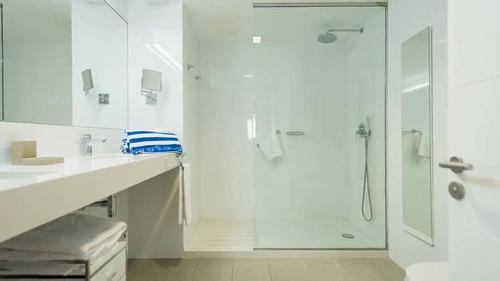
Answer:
[{"left": 91, "top": 250, "right": 126, "bottom": 281}]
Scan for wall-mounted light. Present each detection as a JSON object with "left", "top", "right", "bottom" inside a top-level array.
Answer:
[{"left": 141, "top": 69, "right": 163, "bottom": 105}]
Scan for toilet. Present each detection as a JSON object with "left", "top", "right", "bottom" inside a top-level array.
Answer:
[{"left": 405, "top": 262, "right": 449, "bottom": 281}]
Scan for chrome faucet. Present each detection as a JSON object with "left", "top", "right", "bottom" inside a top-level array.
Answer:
[
  {"left": 81, "top": 134, "right": 107, "bottom": 157},
  {"left": 356, "top": 117, "right": 371, "bottom": 138}
]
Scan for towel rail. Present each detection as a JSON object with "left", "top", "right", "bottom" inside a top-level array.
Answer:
[
  {"left": 286, "top": 131, "right": 305, "bottom": 136},
  {"left": 401, "top": 129, "right": 422, "bottom": 135}
]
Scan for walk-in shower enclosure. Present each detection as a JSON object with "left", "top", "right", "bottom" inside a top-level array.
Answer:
[{"left": 185, "top": 3, "right": 387, "bottom": 250}]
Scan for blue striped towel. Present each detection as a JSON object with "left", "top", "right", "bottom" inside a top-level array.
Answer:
[{"left": 121, "top": 130, "right": 183, "bottom": 155}]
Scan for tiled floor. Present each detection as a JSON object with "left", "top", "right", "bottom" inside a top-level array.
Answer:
[{"left": 128, "top": 257, "right": 405, "bottom": 281}]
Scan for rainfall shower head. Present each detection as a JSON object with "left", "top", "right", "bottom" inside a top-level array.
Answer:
[
  {"left": 317, "top": 32, "right": 338, "bottom": 44},
  {"left": 317, "top": 28, "right": 364, "bottom": 44}
]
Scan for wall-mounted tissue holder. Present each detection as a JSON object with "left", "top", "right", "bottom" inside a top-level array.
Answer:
[
  {"left": 11, "top": 141, "right": 64, "bottom": 166},
  {"left": 141, "top": 69, "right": 163, "bottom": 105}
]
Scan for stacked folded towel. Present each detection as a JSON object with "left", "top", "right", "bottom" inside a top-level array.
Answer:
[{"left": 122, "top": 130, "right": 183, "bottom": 155}]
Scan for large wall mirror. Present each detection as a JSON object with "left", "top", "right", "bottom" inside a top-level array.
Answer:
[
  {"left": 0, "top": 0, "right": 128, "bottom": 129},
  {"left": 401, "top": 27, "right": 434, "bottom": 245}
]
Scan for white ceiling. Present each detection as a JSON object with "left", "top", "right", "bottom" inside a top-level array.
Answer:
[{"left": 183, "top": 0, "right": 386, "bottom": 43}]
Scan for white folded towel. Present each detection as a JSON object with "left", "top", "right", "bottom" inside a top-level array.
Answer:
[
  {"left": 414, "top": 132, "right": 431, "bottom": 159},
  {"left": 258, "top": 132, "right": 283, "bottom": 161}
]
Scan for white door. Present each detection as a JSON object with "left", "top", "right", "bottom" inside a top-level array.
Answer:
[{"left": 447, "top": 0, "right": 500, "bottom": 280}]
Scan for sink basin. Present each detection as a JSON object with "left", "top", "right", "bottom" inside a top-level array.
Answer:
[
  {"left": 0, "top": 171, "right": 54, "bottom": 179},
  {"left": 91, "top": 154, "right": 132, "bottom": 160}
]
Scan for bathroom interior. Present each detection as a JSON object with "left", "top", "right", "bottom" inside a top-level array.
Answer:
[{"left": 0, "top": 0, "right": 497, "bottom": 281}]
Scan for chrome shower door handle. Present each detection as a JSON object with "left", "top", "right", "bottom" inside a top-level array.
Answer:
[{"left": 439, "top": 156, "right": 473, "bottom": 174}]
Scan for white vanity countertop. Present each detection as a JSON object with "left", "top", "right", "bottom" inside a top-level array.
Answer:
[{"left": 0, "top": 153, "right": 180, "bottom": 243}]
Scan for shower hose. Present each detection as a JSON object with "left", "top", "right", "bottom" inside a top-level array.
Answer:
[{"left": 362, "top": 135, "right": 373, "bottom": 222}]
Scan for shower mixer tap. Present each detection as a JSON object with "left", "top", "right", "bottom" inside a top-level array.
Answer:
[{"left": 356, "top": 123, "right": 371, "bottom": 138}]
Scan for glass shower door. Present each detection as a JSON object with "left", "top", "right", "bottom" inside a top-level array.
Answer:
[{"left": 250, "top": 5, "right": 387, "bottom": 249}]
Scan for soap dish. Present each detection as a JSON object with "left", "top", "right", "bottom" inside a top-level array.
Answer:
[{"left": 21, "top": 157, "right": 65, "bottom": 166}]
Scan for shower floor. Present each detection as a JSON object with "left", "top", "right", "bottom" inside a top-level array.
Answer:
[
  {"left": 185, "top": 219, "right": 380, "bottom": 251},
  {"left": 255, "top": 219, "right": 379, "bottom": 249},
  {"left": 185, "top": 219, "right": 257, "bottom": 252}
]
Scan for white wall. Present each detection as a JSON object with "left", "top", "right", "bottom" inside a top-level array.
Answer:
[
  {"left": 182, "top": 7, "right": 201, "bottom": 245},
  {"left": 127, "top": 0, "right": 183, "bottom": 134},
  {"left": 104, "top": 0, "right": 128, "bottom": 19},
  {"left": 387, "top": 0, "right": 448, "bottom": 268},
  {"left": 126, "top": 0, "right": 184, "bottom": 258}
]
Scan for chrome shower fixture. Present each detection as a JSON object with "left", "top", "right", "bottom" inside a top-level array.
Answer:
[
  {"left": 317, "top": 27, "right": 364, "bottom": 44},
  {"left": 356, "top": 122, "right": 371, "bottom": 138},
  {"left": 356, "top": 117, "right": 373, "bottom": 222}
]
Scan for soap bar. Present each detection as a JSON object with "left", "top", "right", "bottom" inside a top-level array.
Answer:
[
  {"left": 21, "top": 157, "right": 65, "bottom": 166},
  {"left": 11, "top": 141, "right": 37, "bottom": 165}
]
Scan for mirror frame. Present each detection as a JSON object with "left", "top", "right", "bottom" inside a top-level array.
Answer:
[{"left": 400, "top": 26, "right": 434, "bottom": 246}]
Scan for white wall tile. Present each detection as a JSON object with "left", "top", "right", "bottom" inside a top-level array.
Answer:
[{"left": 449, "top": 0, "right": 500, "bottom": 88}]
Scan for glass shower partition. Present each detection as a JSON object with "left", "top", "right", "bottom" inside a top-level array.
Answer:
[{"left": 250, "top": 4, "right": 387, "bottom": 249}]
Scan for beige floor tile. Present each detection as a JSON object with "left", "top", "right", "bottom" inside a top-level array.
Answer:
[
  {"left": 370, "top": 258, "right": 405, "bottom": 281},
  {"left": 303, "top": 258, "right": 354, "bottom": 281},
  {"left": 128, "top": 259, "right": 199, "bottom": 281},
  {"left": 128, "top": 259, "right": 158, "bottom": 281},
  {"left": 233, "top": 259, "right": 271, "bottom": 281},
  {"left": 336, "top": 258, "right": 388, "bottom": 281},
  {"left": 268, "top": 259, "right": 312, "bottom": 281},
  {"left": 193, "top": 259, "right": 233, "bottom": 281},
  {"left": 127, "top": 257, "right": 405, "bottom": 281}
]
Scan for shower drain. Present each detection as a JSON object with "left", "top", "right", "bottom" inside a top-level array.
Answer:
[{"left": 342, "top": 233, "right": 355, "bottom": 239}]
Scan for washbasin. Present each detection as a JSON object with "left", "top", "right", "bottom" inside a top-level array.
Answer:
[
  {"left": 0, "top": 171, "right": 54, "bottom": 179},
  {"left": 91, "top": 154, "right": 133, "bottom": 160}
]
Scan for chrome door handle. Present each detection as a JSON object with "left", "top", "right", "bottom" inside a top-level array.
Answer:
[{"left": 439, "top": 156, "right": 473, "bottom": 174}]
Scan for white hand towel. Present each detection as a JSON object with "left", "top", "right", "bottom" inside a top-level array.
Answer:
[
  {"left": 178, "top": 163, "right": 193, "bottom": 225},
  {"left": 413, "top": 132, "right": 431, "bottom": 158},
  {"left": 258, "top": 133, "right": 282, "bottom": 161},
  {"left": 183, "top": 163, "right": 193, "bottom": 225}
]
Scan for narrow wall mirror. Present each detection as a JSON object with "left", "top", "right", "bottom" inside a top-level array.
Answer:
[{"left": 401, "top": 27, "right": 434, "bottom": 245}]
